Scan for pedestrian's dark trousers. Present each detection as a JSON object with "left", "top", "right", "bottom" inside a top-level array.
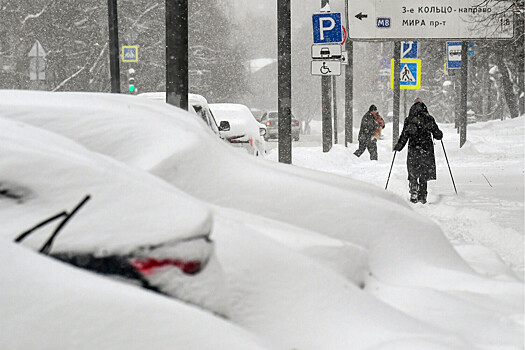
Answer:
[
  {"left": 409, "top": 176, "right": 427, "bottom": 198},
  {"left": 354, "top": 140, "right": 377, "bottom": 160}
]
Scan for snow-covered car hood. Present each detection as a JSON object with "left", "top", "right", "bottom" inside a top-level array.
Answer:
[{"left": 0, "top": 114, "right": 212, "bottom": 255}]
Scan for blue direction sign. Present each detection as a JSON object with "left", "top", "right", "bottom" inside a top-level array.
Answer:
[
  {"left": 312, "top": 13, "right": 343, "bottom": 44},
  {"left": 390, "top": 59, "right": 421, "bottom": 90},
  {"left": 401, "top": 41, "right": 418, "bottom": 59}
]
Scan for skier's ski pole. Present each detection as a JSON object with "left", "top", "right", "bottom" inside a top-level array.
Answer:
[
  {"left": 441, "top": 140, "right": 457, "bottom": 194},
  {"left": 385, "top": 151, "right": 397, "bottom": 190}
]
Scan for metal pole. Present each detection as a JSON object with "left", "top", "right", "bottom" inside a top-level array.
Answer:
[
  {"left": 460, "top": 41, "right": 468, "bottom": 147},
  {"left": 403, "top": 89, "right": 407, "bottom": 118},
  {"left": 344, "top": 0, "right": 353, "bottom": 146},
  {"left": 441, "top": 140, "right": 458, "bottom": 194},
  {"left": 393, "top": 41, "right": 401, "bottom": 149},
  {"left": 278, "top": 0, "right": 292, "bottom": 164},
  {"left": 166, "top": 0, "right": 188, "bottom": 110},
  {"left": 107, "top": 0, "right": 120, "bottom": 93},
  {"left": 333, "top": 76, "right": 338, "bottom": 144},
  {"left": 385, "top": 151, "right": 397, "bottom": 190},
  {"left": 321, "top": 0, "right": 332, "bottom": 152}
]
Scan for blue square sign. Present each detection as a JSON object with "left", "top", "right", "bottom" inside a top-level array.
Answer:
[
  {"left": 401, "top": 41, "right": 418, "bottom": 59},
  {"left": 312, "top": 13, "right": 343, "bottom": 44},
  {"left": 390, "top": 59, "right": 421, "bottom": 90},
  {"left": 447, "top": 41, "right": 462, "bottom": 69}
]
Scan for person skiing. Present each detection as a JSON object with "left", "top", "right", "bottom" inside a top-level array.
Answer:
[
  {"left": 354, "top": 105, "right": 381, "bottom": 160},
  {"left": 393, "top": 98, "right": 443, "bottom": 204}
]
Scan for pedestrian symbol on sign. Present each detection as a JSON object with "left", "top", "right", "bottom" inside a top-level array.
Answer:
[
  {"left": 390, "top": 59, "right": 421, "bottom": 90},
  {"left": 122, "top": 46, "right": 138, "bottom": 62},
  {"left": 401, "top": 65, "right": 415, "bottom": 82}
]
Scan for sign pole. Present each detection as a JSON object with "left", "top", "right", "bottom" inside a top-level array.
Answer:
[
  {"left": 278, "top": 0, "right": 292, "bottom": 164},
  {"left": 403, "top": 89, "right": 407, "bottom": 118},
  {"left": 107, "top": 0, "right": 120, "bottom": 93},
  {"left": 460, "top": 41, "right": 468, "bottom": 148},
  {"left": 333, "top": 76, "right": 338, "bottom": 144},
  {"left": 392, "top": 41, "right": 401, "bottom": 149},
  {"left": 166, "top": 0, "right": 188, "bottom": 110},
  {"left": 344, "top": 0, "right": 353, "bottom": 146},
  {"left": 321, "top": 0, "right": 333, "bottom": 152}
]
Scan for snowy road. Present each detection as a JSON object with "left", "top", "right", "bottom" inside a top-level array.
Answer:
[{"left": 267, "top": 117, "right": 524, "bottom": 279}]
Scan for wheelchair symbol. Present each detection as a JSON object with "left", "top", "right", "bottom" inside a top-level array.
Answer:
[{"left": 320, "top": 62, "right": 332, "bottom": 74}]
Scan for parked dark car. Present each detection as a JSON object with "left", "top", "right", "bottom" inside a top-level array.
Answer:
[{"left": 260, "top": 111, "right": 300, "bottom": 141}]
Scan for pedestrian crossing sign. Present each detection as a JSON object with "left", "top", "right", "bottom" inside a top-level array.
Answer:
[
  {"left": 390, "top": 59, "right": 421, "bottom": 90},
  {"left": 122, "top": 46, "right": 138, "bottom": 62}
]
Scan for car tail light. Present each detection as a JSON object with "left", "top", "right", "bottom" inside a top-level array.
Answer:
[
  {"left": 131, "top": 258, "right": 202, "bottom": 275},
  {"left": 249, "top": 138, "right": 253, "bottom": 146},
  {"left": 227, "top": 135, "right": 248, "bottom": 143},
  {"left": 266, "top": 121, "right": 271, "bottom": 126},
  {"left": 295, "top": 120, "right": 299, "bottom": 125}
]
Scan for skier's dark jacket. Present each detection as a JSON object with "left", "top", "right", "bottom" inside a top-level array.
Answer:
[
  {"left": 357, "top": 111, "right": 377, "bottom": 144},
  {"left": 394, "top": 102, "right": 443, "bottom": 181}
]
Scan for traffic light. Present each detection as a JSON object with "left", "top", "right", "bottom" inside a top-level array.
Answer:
[{"left": 127, "top": 68, "right": 136, "bottom": 94}]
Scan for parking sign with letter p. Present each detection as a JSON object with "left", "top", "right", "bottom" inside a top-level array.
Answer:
[{"left": 312, "top": 13, "right": 343, "bottom": 44}]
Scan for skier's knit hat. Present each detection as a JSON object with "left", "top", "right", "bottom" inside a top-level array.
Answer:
[
  {"left": 368, "top": 105, "right": 377, "bottom": 112},
  {"left": 413, "top": 97, "right": 423, "bottom": 104}
]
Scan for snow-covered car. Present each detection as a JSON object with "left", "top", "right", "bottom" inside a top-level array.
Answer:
[
  {"left": 1, "top": 91, "right": 522, "bottom": 350},
  {"left": 137, "top": 92, "right": 230, "bottom": 139},
  {"left": 260, "top": 110, "right": 300, "bottom": 141},
  {"left": 139, "top": 92, "right": 231, "bottom": 138},
  {"left": 209, "top": 103, "right": 267, "bottom": 156},
  {"left": 1, "top": 240, "right": 269, "bottom": 350},
  {"left": 0, "top": 115, "right": 228, "bottom": 316}
]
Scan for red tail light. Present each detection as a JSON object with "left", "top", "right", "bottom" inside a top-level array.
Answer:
[
  {"left": 249, "top": 138, "right": 254, "bottom": 146},
  {"left": 295, "top": 120, "right": 299, "bottom": 125},
  {"left": 131, "top": 258, "right": 202, "bottom": 275},
  {"left": 227, "top": 135, "right": 248, "bottom": 143},
  {"left": 266, "top": 121, "right": 271, "bottom": 126}
]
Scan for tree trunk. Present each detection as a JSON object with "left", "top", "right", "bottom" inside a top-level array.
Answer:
[{"left": 496, "top": 55, "right": 519, "bottom": 118}]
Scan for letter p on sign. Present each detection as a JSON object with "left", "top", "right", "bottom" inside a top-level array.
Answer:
[
  {"left": 319, "top": 18, "right": 335, "bottom": 40},
  {"left": 312, "top": 13, "right": 343, "bottom": 44}
]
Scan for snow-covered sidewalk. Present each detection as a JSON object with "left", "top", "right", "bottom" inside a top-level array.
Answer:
[{"left": 268, "top": 117, "right": 524, "bottom": 279}]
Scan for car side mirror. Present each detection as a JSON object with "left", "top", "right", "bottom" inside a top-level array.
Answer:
[
  {"left": 219, "top": 121, "right": 230, "bottom": 132},
  {"left": 259, "top": 128, "right": 266, "bottom": 137}
]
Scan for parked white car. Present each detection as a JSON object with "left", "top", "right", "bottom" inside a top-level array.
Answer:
[
  {"left": 139, "top": 92, "right": 231, "bottom": 139},
  {"left": 209, "top": 103, "right": 267, "bottom": 156},
  {"left": 0, "top": 114, "right": 228, "bottom": 317}
]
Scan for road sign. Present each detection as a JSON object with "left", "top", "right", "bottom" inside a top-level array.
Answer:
[
  {"left": 447, "top": 41, "right": 462, "bottom": 69},
  {"left": 341, "top": 51, "right": 349, "bottom": 65},
  {"left": 401, "top": 41, "right": 419, "bottom": 58},
  {"left": 311, "top": 44, "right": 342, "bottom": 59},
  {"left": 347, "top": 0, "right": 514, "bottom": 40},
  {"left": 122, "top": 46, "right": 138, "bottom": 62},
  {"left": 468, "top": 41, "right": 475, "bottom": 56},
  {"left": 380, "top": 57, "right": 390, "bottom": 69},
  {"left": 390, "top": 59, "right": 421, "bottom": 89},
  {"left": 28, "top": 41, "right": 46, "bottom": 81},
  {"left": 311, "top": 60, "right": 341, "bottom": 76},
  {"left": 312, "top": 13, "right": 343, "bottom": 44}
]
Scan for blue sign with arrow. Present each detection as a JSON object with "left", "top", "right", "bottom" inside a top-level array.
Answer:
[
  {"left": 312, "top": 13, "right": 343, "bottom": 44},
  {"left": 401, "top": 41, "right": 418, "bottom": 59}
]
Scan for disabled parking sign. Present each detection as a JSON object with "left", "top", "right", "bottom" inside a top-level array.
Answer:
[{"left": 390, "top": 59, "right": 421, "bottom": 90}]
